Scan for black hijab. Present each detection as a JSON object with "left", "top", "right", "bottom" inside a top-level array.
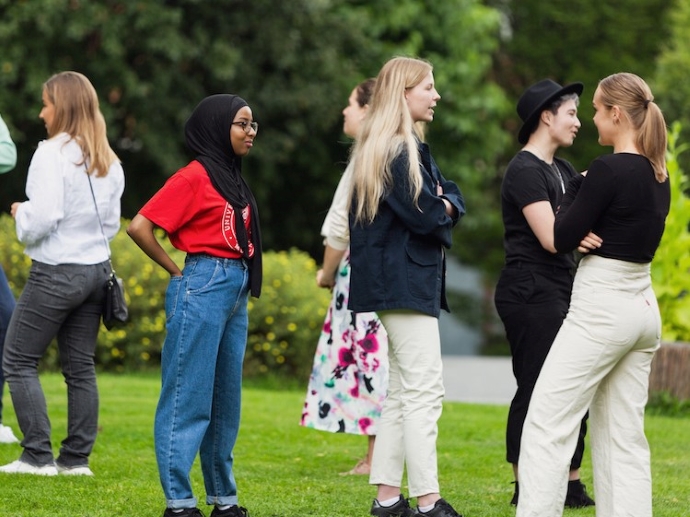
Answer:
[{"left": 184, "top": 94, "right": 262, "bottom": 297}]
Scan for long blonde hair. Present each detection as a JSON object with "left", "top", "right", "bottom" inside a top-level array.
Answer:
[
  {"left": 349, "top": 57, "right": 432, "bottom": 224},
  {"left": 44, "top": 71, "right": 119, "bottom": 177},
  {"left": 597, "top": 72, "right": 667, "bottom": 182}
]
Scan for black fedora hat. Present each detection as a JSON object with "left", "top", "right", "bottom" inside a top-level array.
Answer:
[{"left": 517, "top": 79, "right": 584, "bottom": 144}]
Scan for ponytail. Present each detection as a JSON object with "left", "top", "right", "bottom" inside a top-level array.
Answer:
[
  {"left": 637, "top": 100, "right": 667, "bottom": 182},
  {"left": 598, "top": 73, "right": 667, "bottom": 183}
]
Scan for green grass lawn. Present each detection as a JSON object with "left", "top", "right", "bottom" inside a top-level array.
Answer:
[{"left": 0, "top": 372, "right": 688, "bottom": 516}]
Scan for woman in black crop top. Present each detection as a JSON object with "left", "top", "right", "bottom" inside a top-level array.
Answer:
[{"left": 517, "top": 73, "right": 671, "bottom": 517}]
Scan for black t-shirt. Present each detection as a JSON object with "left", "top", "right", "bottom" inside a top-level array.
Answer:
[
  {"left": 555, "top": 153, "right": 670, "bottom": 262},
  {"left": 500, "top": 151, "right": 577, "bottom": 269}
]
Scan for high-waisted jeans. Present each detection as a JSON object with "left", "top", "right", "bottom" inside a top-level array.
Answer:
[
  {"left": 155, "top": 254, "right": 249, "bottom": 510},
  {"left": 3, "top": 259, "right": 109, "bottom": 467},
  {"left": 517, "top": 255, "right": 660, "bottom": 517}
]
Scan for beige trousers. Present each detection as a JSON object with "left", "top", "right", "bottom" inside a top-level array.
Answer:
[
  {"left": 517, "top": 255, "right": 660, "bottom": 517},
  {"left": 369, "top": 310, "right": 445, "bottom": 497}
]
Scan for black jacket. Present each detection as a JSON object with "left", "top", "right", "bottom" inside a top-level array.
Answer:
[{"left": 348, "top": 142, "right": 465, "bottom": 317}]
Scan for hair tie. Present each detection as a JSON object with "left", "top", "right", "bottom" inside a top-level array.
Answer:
[{"left": 643, "top": 99, "right": 651, "bottom": 109}]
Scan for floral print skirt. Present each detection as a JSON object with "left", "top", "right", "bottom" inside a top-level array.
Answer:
[{"left": 300, "top": 250, "right": 388, "bottom": 435}]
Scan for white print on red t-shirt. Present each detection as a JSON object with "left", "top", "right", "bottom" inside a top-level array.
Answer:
[{"left": 221, "top": 203, "right": 254, "bottom": 255}]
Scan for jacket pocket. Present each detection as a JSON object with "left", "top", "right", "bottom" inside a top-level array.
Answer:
[{"left": 405, "top": 242, "right": 439, "bottom": 301}]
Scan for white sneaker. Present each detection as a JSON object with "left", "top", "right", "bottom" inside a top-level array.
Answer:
[
  {"left": 57, "top": 464, "right": 94, "bottom": 476},
  {"left": 0, "top": 424, "right": 19, "bottom": 444},
  {"left": 0, "top": 460, "right": 58, "bottom": 476}
]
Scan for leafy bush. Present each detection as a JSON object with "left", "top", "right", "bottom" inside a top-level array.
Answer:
[
  {"left": 651, "top": 122, "right": 690, "bottom": 342},
  {"left": 0, "top": 215, "right": 330, "bottom": 379},
  {"left": 646, "top": 390, "right": 690, "bottom": 417},
  {"left": 245, "top": 248, "right": 331, "bottom": 379}
]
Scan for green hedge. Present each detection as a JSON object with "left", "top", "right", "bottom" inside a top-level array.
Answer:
[
  {"left": 652, "top": 122, "right": 690, "bottom": 343},
  {"left": 0, "top": 214, "right": 330, "bottom": 380}
]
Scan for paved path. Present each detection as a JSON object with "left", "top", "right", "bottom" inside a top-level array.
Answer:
[{"left": 442, "top": 356, "right": 515, "bottom": 405}]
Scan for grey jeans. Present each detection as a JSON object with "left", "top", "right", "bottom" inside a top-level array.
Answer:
[{"left": 2, "top": 259, "right": 109, "bottom": 467}]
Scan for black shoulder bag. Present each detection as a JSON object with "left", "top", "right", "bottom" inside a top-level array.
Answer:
[{"left": 87, "top": 171, "right": 128, "bottom": 329}]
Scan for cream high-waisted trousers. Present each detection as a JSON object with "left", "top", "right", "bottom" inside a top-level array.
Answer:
[
  {"left": 369, "top": 310, "right": 445, "bottom": 497},
  {"left": 517, "top": 255, "right": 660, "bottom": 517}
]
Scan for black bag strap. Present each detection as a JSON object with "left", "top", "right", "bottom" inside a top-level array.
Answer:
[{"left": 86, "top": 167, "right": 115, "bottom": 272}]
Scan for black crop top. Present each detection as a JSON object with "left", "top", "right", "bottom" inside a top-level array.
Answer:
[{"left": 555, "top": 153, "right": 670, "bottom": 263}]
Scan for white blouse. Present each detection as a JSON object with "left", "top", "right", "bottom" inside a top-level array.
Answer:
[
  {"left": 14, "top": 133, "right": 125, "bottom": 265},
  {"left": 320, "top": 161, "right": 353, "bottom": 251}
]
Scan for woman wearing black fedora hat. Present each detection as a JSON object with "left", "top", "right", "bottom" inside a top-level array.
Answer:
[{"left": 494, "top": 79, "right": 599, "bottom": 508}]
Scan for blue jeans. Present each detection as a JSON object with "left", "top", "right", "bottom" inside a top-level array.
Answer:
[
  {"left": 155, "top": 254, "right": 249, "bottom": 509},
  {"left": 0, "top": 266, "right": 17, "bottom": 425},
  {"left": 2, "top": 260, "right": 109, "bottom": 467}
]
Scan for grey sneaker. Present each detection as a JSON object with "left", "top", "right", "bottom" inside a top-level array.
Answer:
[
  {"left": 0, "top": 460, "right": 58, "bottom": 476},
  {"left": 56, "top": 463, "right": 94, "bottom": 476},
  {"left": 0, "top": 424, "right": 19, "bottom": 444},
  {"left": 371, "top": 495, "right": 416, "bottom": 517}
]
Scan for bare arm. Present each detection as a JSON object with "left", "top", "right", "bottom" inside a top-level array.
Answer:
[
  {"left": 523, "top": 200, "right": 602, "bottom": 254},
  {"left": 523, "top": 201, "right": 558, "bottom": 253},
  {"left": 126, "top": 214, "right": 182, "bottom": 277},
  {"left": 316, "top": 244, "right": 346, "bottom": 289}
]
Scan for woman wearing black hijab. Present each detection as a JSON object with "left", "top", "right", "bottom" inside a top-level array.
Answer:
[{"left": 128, "top": 94, "right": 261, "bottom": 517}]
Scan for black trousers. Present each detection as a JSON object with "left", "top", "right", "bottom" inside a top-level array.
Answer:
[{"left": 494, "top": 264, "right": 588, "bottom": 468}]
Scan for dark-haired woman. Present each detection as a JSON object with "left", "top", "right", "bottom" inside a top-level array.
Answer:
[
  {"left": 128, "top": 94, "right": 261, "bottom": 517},
  {"left": 301, "top": 78, "right": 389, "bottom": 477}
]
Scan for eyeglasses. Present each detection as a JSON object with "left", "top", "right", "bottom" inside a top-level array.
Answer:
[{"left": 232, "top": 120, "right": 259, "bottom": 134}]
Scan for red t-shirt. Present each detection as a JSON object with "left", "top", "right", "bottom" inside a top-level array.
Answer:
[{"left": 140, "top": 160, "right": 254, "bottom": 258}]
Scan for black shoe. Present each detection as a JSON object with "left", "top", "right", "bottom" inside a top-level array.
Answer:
[
  {"left": 564, "top": 479, "right": 595, "bottom": 508},
  {"left": 210, "top": 506, "right": 249, "bottom": 517},
  {"left": 162, "top": 509, "right": 205, "bottom": 517},
  {"left": 370, "top": 495, "right": 416, "bottom": 517},
  {"left": 510, "top": 481, "right": 519, "bottom": 506},
  {"left": 416, "top": 498, "right": 463, "bottom": 517}
]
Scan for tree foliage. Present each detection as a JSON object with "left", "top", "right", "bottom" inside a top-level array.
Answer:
[
  {"left": 0, "top": 0, "right": 507, "bottom": 265},
  {"left": 2, "top": 1, "right": 680, "bottom": 283},
  {"left": 489, "top": 0, "right": 673, "bottom": 173},
  {"left": 651, "top": 123, "right": 690, "bottom": 343},
  {"left": 478, "top": 0, "right": 675, "bottom": 279},
  {"left": 655, "top": 0, "right": 690, "bottom": 174}
]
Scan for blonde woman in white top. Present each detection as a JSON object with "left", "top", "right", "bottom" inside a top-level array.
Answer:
[
  {"left": 301, "top": 79, "right": 389, "bottom": 476},
  {"left": 1, "top": 72, "right": 124, "bottom": 477}
]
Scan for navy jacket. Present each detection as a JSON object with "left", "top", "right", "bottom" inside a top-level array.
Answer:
[{"left": 348, "top": 142, "right": 465, "bottom": 318}]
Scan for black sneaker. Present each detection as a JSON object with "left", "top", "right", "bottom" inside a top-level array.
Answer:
[
  {"left": 416, "top": 498, "right": 463, "bottom": 517},
  {"left": 162, "top": 509, "right": 205, "bottom": 517},
  {"left": 370, "top": 495, "right": 417, "bottom": 517},
  {"left": 564, "top": 479, "right": 595, "bottom": 508},
  {"left": 210, "top": 506, "right": 249, "bottom": 517},
  {"left": 510, "top": 481, "right": 519, "bottom": 505}
]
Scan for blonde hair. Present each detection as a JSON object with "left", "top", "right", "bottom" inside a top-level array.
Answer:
[
  {"left": 597, "top": 72, "right": 667, "bottom": 183},
  {"left": 44, "top": 71, "right": 119, "bottom": 177},
  {"left": 349, "top": 57, "right": 432, "bottom": 224}
]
